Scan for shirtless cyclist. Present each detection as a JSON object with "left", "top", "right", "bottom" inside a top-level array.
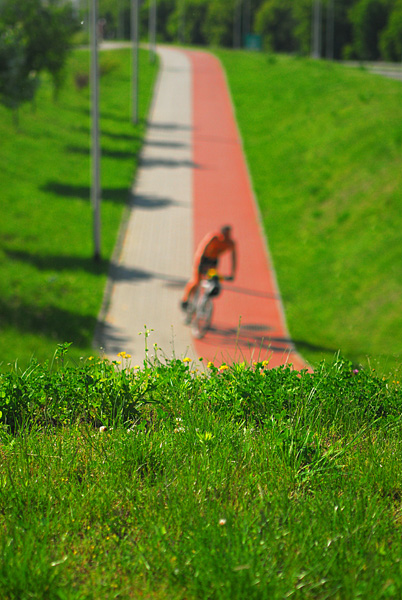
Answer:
[{"left": 181, "top": 225, "right": 237, "bottom": 311}]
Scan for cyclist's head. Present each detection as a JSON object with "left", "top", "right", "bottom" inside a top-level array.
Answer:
[{"left": 221, "top": 225, "right": 232, "bottom": 238}]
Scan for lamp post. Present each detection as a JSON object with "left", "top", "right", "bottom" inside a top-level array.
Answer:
[
  {"left": 149, "top": 0, "right": 157, "bottom": 62},
  {"left": 326, "top": 0, "right": 335, "bottom": 60},
  {"left": 90, "top": 0, "right": 101, "bottom": 261},
  {"left": 311, "top": 0, "right": 322, "bottom": 59},
  {"left": 131, "top": 0, "right": 139, "bottom": 124},
  {"left": 233, "top": 0, "right": 242, "bottom": 49}
]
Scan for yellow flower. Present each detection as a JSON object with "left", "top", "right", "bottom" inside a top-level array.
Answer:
[
  {"left": 262, "top": 360, "right": 270, "bottom": 367},
  {"left": 183, "top": 357, "right": 191, "bottom": 363},
  {"left": 207, "top": 361, "right": 214, "bottom": 368},
  {"left": 219, "top": 364, "right": 229, "bottom": 371}
]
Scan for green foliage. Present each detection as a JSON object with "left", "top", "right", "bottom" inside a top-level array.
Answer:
[
  {"left": 0, "top": 347, "right": 163, "bottom": 432},
  {"left": 98, "top": 0, "right": 401, "bottom": 61},
  {"left": 380, "top": 0, "right": 402, "bottom": 60},
  {"left": 0, "top": 0, "right": 79, "bottom": 105},
  {"left": 348, "top": 0, "right": 391, "bottom": 60},
  {"left": 1, "top": 351, "right": 402, "bottom": 598},
  {"left": 1, "top": 348, "right": 400, "bottom": 436},
  {"left": 0, "top": 24, "right": 40, "bottom": 122},
  {"left": 255, "top": 0, "right": 297, "bottom": 53}
]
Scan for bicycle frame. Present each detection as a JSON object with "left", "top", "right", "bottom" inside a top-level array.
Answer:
[{"left": 184, "top": 270, "right": 222, "bottom": 338}]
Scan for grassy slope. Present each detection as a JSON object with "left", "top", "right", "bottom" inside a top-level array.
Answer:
[
  {"left": 2, "top": 356, "right": 402, "bottom": 598},
  {"left": 216, "top": 51, "right": 402, "bottom": 374},
  {"left": 0, "top": 48, "right": 158, "bottom": 368}
]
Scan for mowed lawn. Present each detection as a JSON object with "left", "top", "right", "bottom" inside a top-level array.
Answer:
[
  {"left": 0, "top": 47, "right": 158, "bottom": 368},
  {"left": 217, "top": 51, "right": 402, "bottom": 375}
]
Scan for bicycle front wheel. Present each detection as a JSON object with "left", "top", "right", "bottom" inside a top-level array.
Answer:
[{"left": 192, "top": 296, "right": 213, "bottom": 339}]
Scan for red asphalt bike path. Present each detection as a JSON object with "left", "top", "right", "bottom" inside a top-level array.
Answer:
[{"left": 184, "top": 50, "right": 307, "bottom": 370}]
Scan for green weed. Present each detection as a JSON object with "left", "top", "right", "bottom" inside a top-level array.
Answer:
[{"left": 1, "top": 350, "right": 402, "bottom": 598}]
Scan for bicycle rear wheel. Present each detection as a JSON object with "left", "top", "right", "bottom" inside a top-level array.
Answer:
[
  {"left": 184, "top": 289, "right": 198, "bottom": 325},
  {"left": 192, "top": 295, "right": 213, "bottom": 339}
]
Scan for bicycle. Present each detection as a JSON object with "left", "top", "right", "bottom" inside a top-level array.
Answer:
[{"left": 184, "top": 269, "right": 231, "bottom": 339}]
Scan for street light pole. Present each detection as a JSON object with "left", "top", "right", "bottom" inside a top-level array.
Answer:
[
  {"left": 311, "top": 0, "right": 322, "bottom": 59},
  {"left": 326, "top": 0, "right": 335, "bottom": 60},
  {"left": 233, "top": 0, "right": 242, "bottom": 49},
  {"left": 149, "top": 0, "right": 157, "bottom": 62},
  {"left": 131, "top": 0, "right": 139, "bottom": 124},
  {"left": 90, "top": 0, "right": 101, "bottom": 261}
]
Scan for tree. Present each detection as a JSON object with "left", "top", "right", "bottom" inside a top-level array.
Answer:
[
  {"left": 380, "top": 0, "right": 402, "bottom": 60},
  {"left": 0, "top": 0, "right": 79, "bottom": 100},
  {"left": 255, "top": 0, "right": 297, "bottom": 52},
  {"left": 203, "top": 0, "right": 235, "bottom": 47},
  {"left": 348, "top": 0, "right": 391, "bottom": 60},
  {"left": 0, "top": 24, "right": 40, "bottom": 125},
  {"left": 166, "top": 0, "right": 209, "bottom": 45}
]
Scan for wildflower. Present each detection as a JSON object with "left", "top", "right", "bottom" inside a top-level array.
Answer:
[
  {"left": 99, "top": 426, "right": 107, "bottom": 433},
  {"left": 219, "top": 364, "right": 229, "bottom": 371},
  {"left": 262, "top": 360, "right": 270, "bottom": 367},
  {"left": 183, "top": 357, "right": 191, "bottom": 363},
  {"left": 218, "top": 518, "right": 227, "bottom": 526},
  {"left": 207, "top": 361, "right": 214, "bottom": 368},
  {"left": 353, "top": 369, "right": 359, "bottom": 375}
]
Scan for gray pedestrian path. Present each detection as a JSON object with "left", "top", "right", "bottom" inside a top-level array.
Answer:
[{"left": 95, "top": 47, "right": 196, "bottom": 365}]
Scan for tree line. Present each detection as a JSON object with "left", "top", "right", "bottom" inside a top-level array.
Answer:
[
  {"left": 0, "top": 0, "right": 79, "bottom": 123},
  {"left": 1, "top": 0, "right": 401, "bottom": 122},
  {"left": 95, "top": 0, "right": 402, "bottom": 62}
]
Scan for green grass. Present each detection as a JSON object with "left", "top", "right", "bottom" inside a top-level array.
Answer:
[
  {"left": 0, "top": 47, "right": 158, "bottom": 368},
  {"left": 2, "top": 352, "right": 402, "bottom": 598},
  {"left": 216, "top": 51, "right": 402, "bottom": 375}
]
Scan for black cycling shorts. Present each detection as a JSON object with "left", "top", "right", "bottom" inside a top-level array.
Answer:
[{"left": 198, "top": 257, "right": 218, "bottom": 275}]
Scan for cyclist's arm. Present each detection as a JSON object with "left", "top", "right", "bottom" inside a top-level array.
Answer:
[{"left": 227, "top": 244, "right": 237, "bottom": 280}]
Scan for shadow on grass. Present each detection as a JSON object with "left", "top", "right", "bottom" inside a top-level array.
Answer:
[
  {"left": 40, "top": 182, "right": 130, "bottom": 204},
  {"left": 65, "top": 144, "right": 137, "bottom": 160},
  {"left": 0, "top": 296, "right": 97, "bottom": 347},
  {"left": 5, "top": 249, "right": 109, "bottom": 275}
]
